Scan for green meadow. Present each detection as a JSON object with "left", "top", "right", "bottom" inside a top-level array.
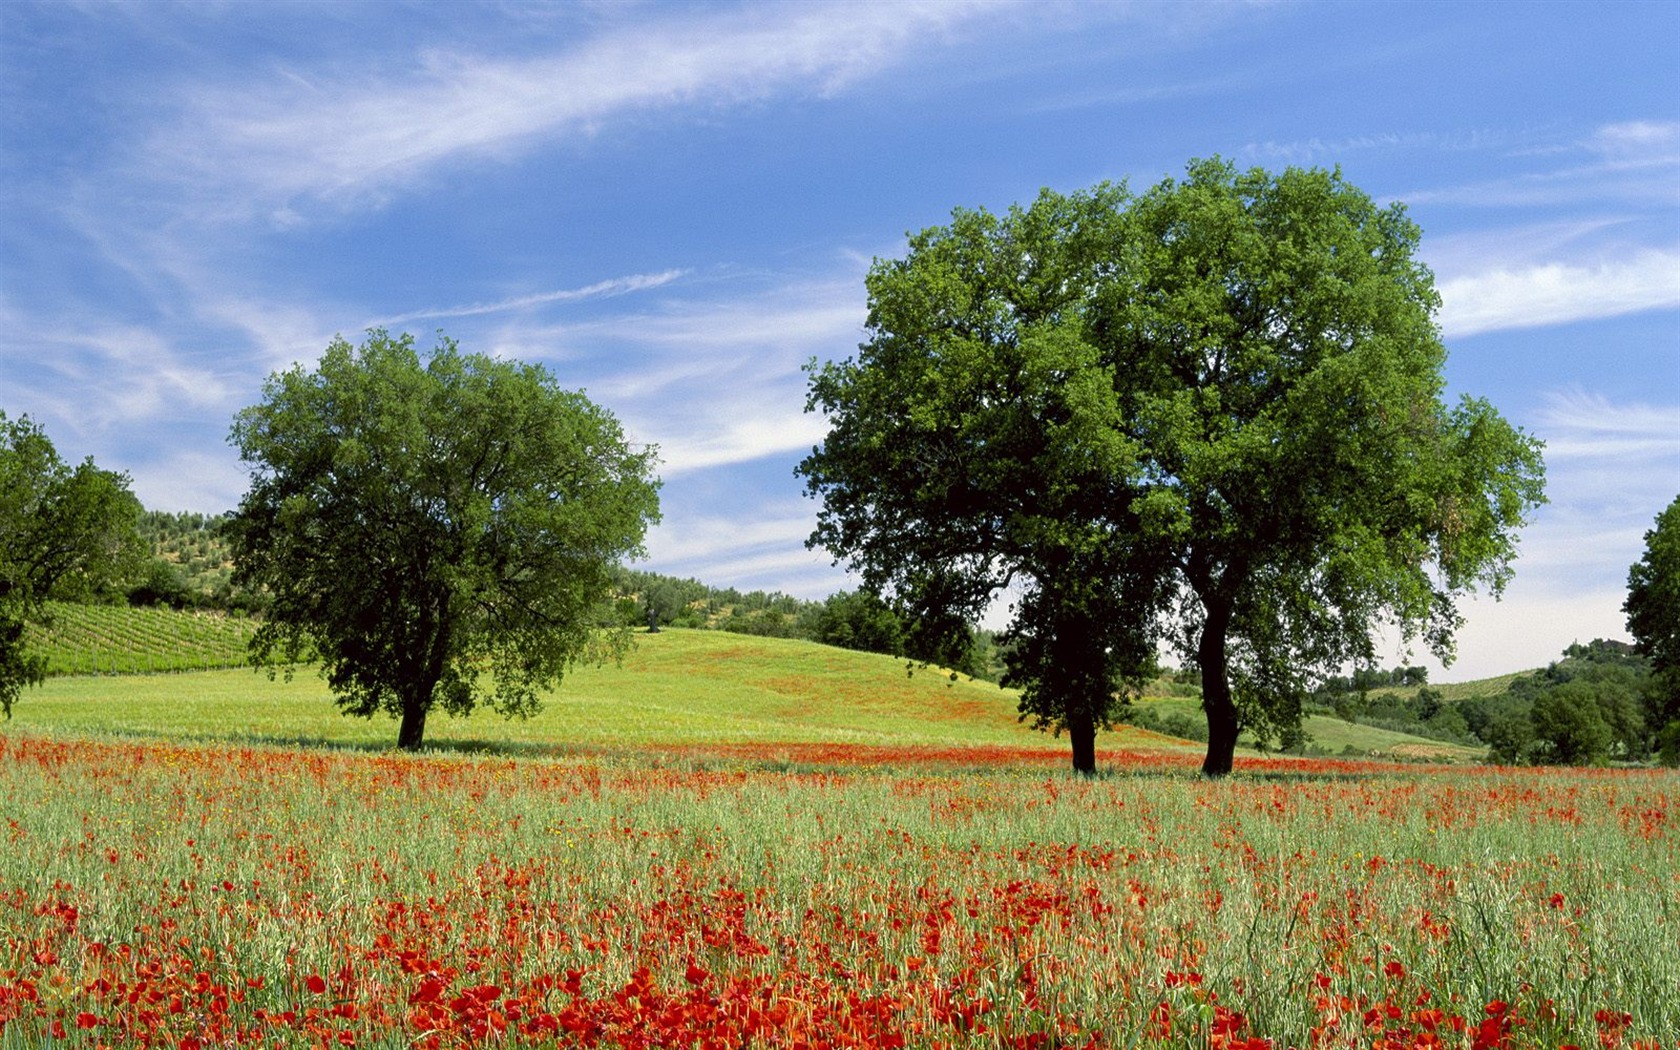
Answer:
[{"left": 14, "top": 605, "right": 1486, "bottom": 763}]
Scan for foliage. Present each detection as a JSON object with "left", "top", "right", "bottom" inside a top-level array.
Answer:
[
  {"left": 1458, "top": 640, "right": 1654, "bottom": 765},
  {"left": 125, "top": 557, "right": 195, "bottom": 610},
  {"left": 799, "top": 159, "right": 1546, "bottom": 775},
  {"left": 614, "top": 569, "right": 997, "bottom": 678},
  {"left": 1, "top": 734, "right": 1675, "bottom": 1046},
  {"left": 128, "top": 511, "right": 266, "bottom": 613},
  {"left": 809, "top": 589, "right": 905, "bottom": 655},
  {"left": 0, "top": 412, "right": 145, "bottom": 716},
  {"left": 1625, "top": 494, "right": 1680, "bottom": 764},
  {"left": 225, "top": 330, "right": 661, "bottom": 750},
  {"left": 1317, "top": 664, "right": 1430, "bottom": 696}
]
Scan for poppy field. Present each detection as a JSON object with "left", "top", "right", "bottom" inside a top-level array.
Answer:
[{"left": 1, "top": 731, "right": 1675, "bottom": 1049}]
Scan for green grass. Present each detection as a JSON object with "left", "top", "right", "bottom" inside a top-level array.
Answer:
[
  {"left": 17, "top": 603, "right": 1483, "bottom": 761},
  {"left": 1366, "top": 670, "right": 1526, "bottom": 704},
  {"left": 8, "top": 629, "right": 1110, "bottom": 756},
  {"left": 1129, "top": 694, "right": 1486, "bottom": 762},
  {"left": 11, "top": 628, "right": 1471, "bottom": 762}
]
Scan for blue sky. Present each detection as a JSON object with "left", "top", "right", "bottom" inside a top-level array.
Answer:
[{"left": 3, "top": 1, "right": 1676, "bottom": 680}]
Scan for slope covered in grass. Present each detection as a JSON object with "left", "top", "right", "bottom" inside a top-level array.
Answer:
[
  {"left": 15, "top": 608, "right": 1487, "bottom": 763},
  {"left": 1127, "top": 695, "right": 1486, "bottom": 763},
  {"left": 10, "top": 629, "right": 1168, "bottom": 759}
]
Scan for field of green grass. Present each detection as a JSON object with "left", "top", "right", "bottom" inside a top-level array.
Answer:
[
  {"left": 6, "top": 609, "right": 1676, "bottom": 1047},
  {"left": 1127, "top": 693, "right": 1486, "bottom": 762},
  {"left": 11, "top": 628, "right": 1151, "bottom": 758},
  {"left": 14, "top": 603, "right": 1492, "bottom": 762}
]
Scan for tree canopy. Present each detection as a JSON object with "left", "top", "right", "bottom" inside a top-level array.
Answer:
[
  {"left": 226, "top": 330, "right": 662, "bottom": 750},
  {"left": 1625, "top": 494, "right": 1680, "bottom": 762},
  {"left": 0, "top": 411, "right": 145, "bottom": 716},
  {"left": 799, "top": 159, "right": 1546, "bottom": 775}
]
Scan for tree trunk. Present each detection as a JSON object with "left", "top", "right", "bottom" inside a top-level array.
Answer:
[
  {"left": 1199, "top": 601, "right": 1238, "bottom": 778},
  {"left": 1068, "top": 709, "right": 1097, "bottom": 776},
  {"left": 397, "top": 698, "right": 428, "bottom": 751}
]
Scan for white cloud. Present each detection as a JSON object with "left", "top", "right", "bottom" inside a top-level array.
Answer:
[
  {"left": 484, "top": 273, "right": 866, "bottom": 474},
  {"left": 125, "top": 448, "right": 251, "bottom": 517},
  {"left": 642, "top": 506, "right": 850, "bottom": 597},
  {"left": 646, "top": 511, "right": 817, "bottom": 567},
  {"left": 368, "top": 270, "right": 689, "bottom": 328},
  {"left": 1373, "top": 387, "right": 1678, "bottom": 681},
  {"left": 1437, "top": 247, "right": 1680, "bottom": 337},
  {"left": 652, "top": 412, "right": 830, "bottom": 477},
  {"left": 1535, "top": 389, "right": 1680, "bottom": 461},
  {"left": 153, "top": 1, "right": 1011, "bottom": 220},
  {"left": 1586, "top": 120, "right": 1680, "bottom": 164},
  {"left": 0, "top": 324, "right": 231, "bottom": 437},
  {"left": 1403, "top": 584, "right": 1634, "bottom": 682},
  {"left": 1400, "top": 120, "right": 1680, "bottom": 211}
]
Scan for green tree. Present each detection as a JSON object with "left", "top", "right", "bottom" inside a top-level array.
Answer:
[
  {"left": 1625, "top": 494, "right": 1680, "bottom": 763},
  {"left": 799, "top": 159, "right": 1545, "bottom": 776},
  {"left": 812, "top": 590, "right": 906, "bottom": 657},
  {"left": 1529, "top": 682, "right": 1614, "bottom": 765},
  {"left": 225, "top": 330, "right": 662, "bottom": 750},
  {"left": 0, "top": 412, "right": 145, "bottom": 716}
]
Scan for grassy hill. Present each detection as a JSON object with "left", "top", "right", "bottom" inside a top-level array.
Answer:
[
  {"left": 9, "top": 628, "right": 1125, "bottom": 758},
  {"left": 10, "top": 601, "right": 1495, "bottom": 763},
  {"left": 1124, "top": 694, "right": 1485, "bottom": 763},
  {"left": 1367, "top": 672, "right": 1523, "bottom": 704}
]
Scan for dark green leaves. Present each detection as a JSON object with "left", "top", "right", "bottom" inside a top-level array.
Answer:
[
  {"left": 801, "top": 159, "right": 1546, "bottom": 775},
  {"left": 0, "top": 412, "right": 145, "bottom": 716},
  {"left": 1625, "top": 495, "right": 1680, "bottom": 760},
  {"left": 226, "top": 330, "right": 661, "bottom": 748}
]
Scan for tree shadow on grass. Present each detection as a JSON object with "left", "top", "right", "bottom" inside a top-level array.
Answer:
[{"left": 209, "top": 731, "right": 614, "bottom": 761}]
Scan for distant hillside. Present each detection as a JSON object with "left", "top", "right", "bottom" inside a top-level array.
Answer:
[
  {"left": 27, "top": 601, "right": 255, "bottom": 675},
  {"left": 131, "top": 511, "right": 265, "bottom": 611},
  {"left": 1367, "top": 672, "right": 1525, "bottom": 703}
]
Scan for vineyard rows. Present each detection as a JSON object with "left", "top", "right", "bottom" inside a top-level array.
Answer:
[{"left": 26, "top": 602, "right": 256, "bottom": 676}]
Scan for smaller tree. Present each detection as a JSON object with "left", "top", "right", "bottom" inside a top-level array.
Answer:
[
  {"left": 1625, "top": 494, "right": 1680, "bottom": 763},
  {"left": 0, "top": 412, "right": 145, "bottom": 716},
  {"left": 226, "top": 330, "right": 662, "bottom": 750},
  {"left": 812, "top": 590, "right": 906, "bottom": 657},
  {"left": 1529, "top": 683, "right": 1614, "bottom": 765}
]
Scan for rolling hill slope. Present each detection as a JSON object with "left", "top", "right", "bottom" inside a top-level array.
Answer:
[{"left": 15, "top": 606, "right": 1489, "bottom": 763}]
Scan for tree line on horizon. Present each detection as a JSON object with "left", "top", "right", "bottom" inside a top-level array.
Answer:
[{"left": 2, "top": 158, "right": 1676, "bottom": 771}]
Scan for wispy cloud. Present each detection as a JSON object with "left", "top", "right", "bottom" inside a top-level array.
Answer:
[
  {"left": 1401, "top": 389, "right": 1679, "bottom": 679},
  {"left": 643, "top": 505, "right": 847, "bottom": 597},
  {"left": 1240, "top": 129, "right": 1508, "bottom": 168},
  {"left": 1437, "top": 247, "right": 1680, "bottom": 337},
  {"left": 1400, "top": 120, "right": 1680, "bottom": 210},
  {"left": 655, "top": 413, "right": 831, "bottom": 477},
  {"left": 1535, "top": 388, "right": 1680, "bottom": 462},
  {"left": 152, "top": 1, "right": 1010, "bottom": 222},
  {"left": 0, "top": 322, "right": 232, "bottom": 438},
  {"left": 646, "top": 510, "right": 816, "bottom": 567},
  {"left": 486, "top": 273, "right": 866, "bottom": 474},
  {"left": 369, "top": 270, "right": 688, "bottom": 328}
]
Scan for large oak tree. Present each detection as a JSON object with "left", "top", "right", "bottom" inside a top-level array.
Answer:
[
  {"left": 226, "top": 330, "right": 661, "bottom": 750},
  {"left": 799, "top": 160, "right": 1546, "bottom": 776}
]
